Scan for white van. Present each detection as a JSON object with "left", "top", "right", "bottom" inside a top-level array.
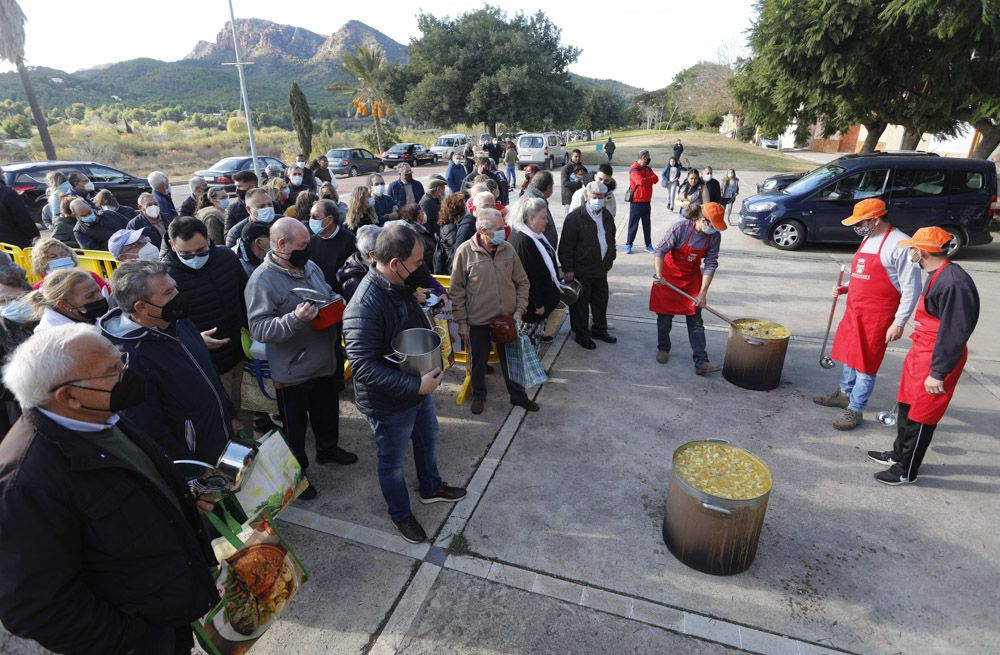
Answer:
[
  {"left": 517, "top": 132, "right": 567, "bottom": 170},
  {"left": 430, "top": 134, "right": 469, "bottom": 159}
]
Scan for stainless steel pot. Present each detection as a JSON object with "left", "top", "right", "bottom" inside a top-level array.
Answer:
[
  {"left": 662, "top": 439, "right": 773, "bottom": 576},
  {"left": 215, "top": 440, "right": 258, "bottom": 493},
  {"left": 385, "top": 327, "right": 445, "bottom": 376},
  {"left": 559, "top": 279, "right": 582, "bottom": 305}
]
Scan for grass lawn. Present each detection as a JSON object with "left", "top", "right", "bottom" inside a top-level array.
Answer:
[{"left": 576, "top": 130, "right": 814, "bottom": 173}]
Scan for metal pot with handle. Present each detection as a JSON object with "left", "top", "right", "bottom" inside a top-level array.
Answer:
[{"left": 385, "top": 327, "right": 447, "bottom": 376}]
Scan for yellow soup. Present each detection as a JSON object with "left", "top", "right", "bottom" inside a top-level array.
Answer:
[
  {"left": 673, "top": 442, "right": 772, "bottom": 500},
  {"left": 733, "top": 318, "right": 790, "bottom": 340}
]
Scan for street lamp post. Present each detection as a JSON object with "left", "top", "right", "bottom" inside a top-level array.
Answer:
[{"left": 224, "top": 0, "right": 260, "bottom": 181}]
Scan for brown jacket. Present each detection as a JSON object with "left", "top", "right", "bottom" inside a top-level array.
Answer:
[
  {"left": 195, "top": 206, "right": 226, "bottom": 246},
  {"left": 450, "top": 235, "right": 529, "bottom": 327}
]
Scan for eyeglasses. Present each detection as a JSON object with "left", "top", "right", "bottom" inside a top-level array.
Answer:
[{"left": 49, "top": 351, "right": 129, "bottom": 393}]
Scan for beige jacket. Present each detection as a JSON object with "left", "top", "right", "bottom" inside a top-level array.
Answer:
[{"left": 450, "top": 235, "right": 529, "bottom": 327}]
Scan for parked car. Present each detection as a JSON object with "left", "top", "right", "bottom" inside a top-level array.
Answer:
[
  {"left": 738, "top": 153, "right": 997, "bottom": 255},
  {"left": 325, "top": 147, "right": 384, "bottom": 177},
  {"left": 757, "top": 172, "right": 806, "bottom": 194},
  {"left": 759, "top": 136, "right": 781, "bottom": 149},
  {"left": 195, "top": 156, "right": 286, "bottom": 192},
  {"left": 430, "top": 134, "right": 469, "bottom": 160},
  {"left": 516, "top": 132, "right": 567, "bottom": 170},
  {"left": 381, "top": 143, "right": 436, "bottom": 167},
  {"left": 1, "top": 160, "right": 151, "bottom": 222}
]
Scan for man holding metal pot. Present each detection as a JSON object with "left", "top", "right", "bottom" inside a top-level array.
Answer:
[
  {"left": 814, "top": 198, "right": 921, "bottom": 431},
  {"left": 450, "top": 209, "right": 534, "bottom": 416}
]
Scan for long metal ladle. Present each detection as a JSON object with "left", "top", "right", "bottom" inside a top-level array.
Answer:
[
  {"left": 657, "top": 279, "right": 764, "bottom": 345},
  {"left": 819, "top": 265, "right": 847, "bottom": 369}
]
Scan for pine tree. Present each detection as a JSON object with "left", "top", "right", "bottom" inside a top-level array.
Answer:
[{"left": 288, "top": 82, "right": 313, "bottom": 159}]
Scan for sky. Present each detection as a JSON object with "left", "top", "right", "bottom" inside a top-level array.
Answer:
[{"left": 2, "top": 0, "right": 756, "bottom": 91}]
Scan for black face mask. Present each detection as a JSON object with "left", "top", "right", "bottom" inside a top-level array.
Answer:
[
  {"left": 76, "top": 298, "right": 109, "bottom": 323},
  {"left": 604, "top": 178, "right": 617, "bottom": 192},
  {"left": 403, "top": 173, "right": 413, "bottom": 182},
  {"left": 398, "top": 261, "right": 421, "bottom": 293},
  {"left": 236, "top": 188, "right": 247, "bottom": 201},
  {"left": 75, "top": 368, "right": 147, "bottom": 413},
  {"left": 281, "top": 245, "right": 311, "bottom": 269},
  {"left": 146, "top": 293, "right": 189, "bottom": 323}
]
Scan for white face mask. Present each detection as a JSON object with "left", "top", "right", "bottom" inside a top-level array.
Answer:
[
  {"left": 137, "top": 243, "right": 159, "bottom": 261},
  {"left": 145, "top": 205, "right": 161, "bottom": 219},
  {"left": 102, "top": 205, "right": 115, "bottom": 212},
  {"left": 83, "top": 181, "right": 95, "bottom": 192},
  {"left": 290, "top": 175, "right": 303, "bottom": 186}
]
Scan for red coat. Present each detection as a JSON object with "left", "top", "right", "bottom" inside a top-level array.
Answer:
[{"left": 628, "top": 163, "right": 658, "bottom": 203}]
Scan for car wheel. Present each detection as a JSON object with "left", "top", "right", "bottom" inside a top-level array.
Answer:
[
  {"left": 770, "top": 219, "right": 806, "bottom": 250},
  {"left": 941, "top": 225, "right": 963, "bottom": 257},
  {"left": 546, "top": 157, "right": 553, "bottom": 171},
  {"left": 349, "top": 166, "right": 358, "bottom": 177},
  {"left": 377, "top": 164, "right": 386, "bottom": 173}
]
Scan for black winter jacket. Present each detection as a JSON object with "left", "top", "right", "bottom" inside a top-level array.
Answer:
[
  {"left": 162, "top": 245, "right": 249, "bottom": 374},
  {"left": 560, "top": 161, "right": 587, "bottom": 205},
  {"left": 73, "top": 210, "right": 128, "bottom": 251},
  {"left": 337, "top": 251, "right": 369, "bottom": 302},
  {"left": 454, "top": 213, "right": 477, "bottom": 252},
  {"left": 509, "top": 229, "right": 561, "bottom": 322},
  {"left": 0, "top": 410, "right": 218, "bottom": 655},
  {"left": 343, "top": 268, "right": 428, "bottom": 417},
  {"left": 0, "top": 183, "right": 40, "bottom": 247},
  {"left": 558, "top": 206, "right": 616, "bottom": 278},
  {"left": 434, "top": 222, "right": 458, "bottom": 275}
]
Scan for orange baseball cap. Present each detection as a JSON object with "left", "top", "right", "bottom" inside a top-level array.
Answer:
[
  {"left": 702, "top": 202, "right": 727, "bottom": 231},
  {"left": 899, "top": 226, "right": 953, "bottom": 252},
  {"left": 841, "top": 198, "right": 888, "bottom": 225}
]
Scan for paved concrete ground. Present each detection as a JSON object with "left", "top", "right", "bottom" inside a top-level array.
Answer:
[{"left": 4, "top": 167, "right": 997, "bottom": 654}]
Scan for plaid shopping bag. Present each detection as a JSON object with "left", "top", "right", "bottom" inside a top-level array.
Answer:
[{"left": 505, "top": 334, "right": 548, "bottom": 389}]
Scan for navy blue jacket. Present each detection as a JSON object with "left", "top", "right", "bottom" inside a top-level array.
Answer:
[
  {"left": 126, "top": 213, "right": 165, "bottom": 248},
  {"left": 372, "top": 194, "right": 396, "bottom": 221},
  {"left": 73, "top": 210, "right": 128, "bottom": 251},
  {"left": 152, "top": 190, "right": 177, "bottom": 226},
  {"left": 387, "top": 179, "right": 425, "bottom": 211},
  {"left": 445, "top": 162, "right": 466, "bottom": 194}
]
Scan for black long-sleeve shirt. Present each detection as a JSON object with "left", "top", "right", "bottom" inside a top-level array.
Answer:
[{"left": 923, "top": 262, "right": 979, "bottom": 379}]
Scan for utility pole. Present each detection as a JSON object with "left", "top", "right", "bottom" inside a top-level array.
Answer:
[{"left": 223, "top": 0, "right": 260, "bottom": 181}]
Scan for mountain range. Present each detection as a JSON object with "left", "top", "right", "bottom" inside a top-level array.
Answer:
[{"left": 0, "top": 19, "right": 644, "bottom": 117}]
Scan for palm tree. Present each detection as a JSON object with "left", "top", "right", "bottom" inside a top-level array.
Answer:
[
  {"left": 0, "top": 0, "right": 55, "bottom": 159},
  {"left": 329, "top": 45, "right": 392, "bottom": 154}
]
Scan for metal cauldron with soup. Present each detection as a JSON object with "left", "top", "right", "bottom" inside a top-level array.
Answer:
[
  {"left": 662, "top": 439, "right": 773, "bottom": 576},
  {"left": 722, "top": 319, "right": 790, "bottom": 391}
]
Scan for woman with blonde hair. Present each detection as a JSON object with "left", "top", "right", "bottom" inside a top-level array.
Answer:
[
  {"left": 29, "top": 237, "right": 110, "bottom": 294},
  {"left": 345, "top": 186, "right": 377, "bottom": 231},
  {"left": 264, "top": 177, "right": 292, "bottom": 213},
  {"left": 27, "top": 267, "right": 108, "bottom": 332},
  {"left": 44, "top": 170, "right": 71, "bottom": 228},
  {"left": 318, "top": 181, "right": 348, "bottom": 218}
]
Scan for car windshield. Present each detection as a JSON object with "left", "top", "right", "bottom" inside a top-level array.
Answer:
[
  {"left": 388, "top": 144, "right": 410, "bottom": 153},
  {"left": 327, "top": 149, "right": 349, "bottom": 158},
  {"left": 209, "top": 157, "right": 245, "bottom": 170},
  {"left": 435, "top": 138, "right": 455, "bottom": 147},
  {"left": 520, "top": 136, "right": 544, "bottom": 149},
  {"left": 784, "top": 164, "right": 846, "bottom": 195}
]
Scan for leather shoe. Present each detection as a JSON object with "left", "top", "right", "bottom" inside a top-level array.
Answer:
[
  {"left": 592, "top": 333, "right": 617, "bottom": 344},
  {"left": 316, "top": 447, "right": 359, "bottom": 465},
  {"left": 471, "top": 398, "right": 485, "bottom": 414},
  {"left": 575, "top": 337, "right": 597, "bottom": 350},
  {"left": 511, "top": 398, "right": 540, "bottom": 411},
  {"left": 299, "top": 483, "right": 318, "bottom": 500}
]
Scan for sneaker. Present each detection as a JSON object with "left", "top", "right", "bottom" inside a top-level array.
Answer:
[
  {"left": 833, "top": 408, "right": 863, "bottom": 431},
  {"left": 624, "top": 245, "right": 633, "bottom": 254},
  {"left": 393, "top": 515, "right": 428, "bottom": 543},
  {"left": 875, "top": 469, "right": 916, "bottom": 486},
  {"left": 695, "top": 362, "right": 721, "bottom": 376},
  {"left": 316, "top": 447, "right": 359, "bottom": 465},
  {"left": 645, "top": 245, "right": 655, "bottom": 254},
  {"left": 471, "top": 398, "right": 485, "bottom": 414},
  {"left": 813, "top": 389, "right": 849, "bottom": 408},
  {"left": 867, "top": 450, "right": 896, "bottom": 466},
  {"left": 419, "top": 484, "right": 468, "bottom": 505},
  {"left": 540, "top": 335, "right": 554, "bottom": 344},
  {"left": 299, "top": 483, "right": 318, "bottom": 500},
  {"left": 592, "top": 332, "right": 617, "bottom": 344},
  {"left": 656, "top": 350, "right": 670, "bottom": 364}
]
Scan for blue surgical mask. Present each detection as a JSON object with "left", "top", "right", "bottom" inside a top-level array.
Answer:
[
  {"left": 373, "top": 184, "right": 385, "bottom": 197},
  {"left": 218, "top": 197, "right": 230, "bottom": 209},
  {"left": 255, "top": 206, "right": 275, "bottom": 224},
  {"left": 80, "top": 213, "right": 98, "bottom": 224},
  {"left": 178, "top": 251, "right": 210, "bottom": 270},
  {"left": 47, "top": 257, "right": 75, "bottom": 272},
  {"left": 588, "top": 199, "right": 605, "bottom": 212},
  {"left": 491, "top": 228, "right": 506, "bottom": 246},
  {"left": 0, "top": 299, "right": 33, "bottom": 324},
  {"left": 367, "top": 197, "right": 377, "bottom": 208},
  {"left": 309, "top": 218, "right": 325, "bottom": 234},
  {"left": 291, "top": 175, "right": 303, "bottom": 186},
  {"left": 702, "top": 224, "right": 718, "bottom": 235}
]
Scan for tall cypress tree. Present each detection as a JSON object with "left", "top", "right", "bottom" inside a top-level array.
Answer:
[{"left": 288, "top": 82, "right": 313, "bottom": 159}]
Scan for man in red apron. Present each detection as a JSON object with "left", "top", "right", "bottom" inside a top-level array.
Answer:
[
  {"left": 814, "top": 198, "right": 922, "bottom": 430},
  {"left": 650, "top": 202, "right": 725, "bottom": 375},
  {"left": 868, "top": 227, "right": 980, "bottom": 485}
]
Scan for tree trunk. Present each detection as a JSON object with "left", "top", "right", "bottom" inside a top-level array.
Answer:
[
  {"left": 970, "top": 119, "right": 1000, "bottom": 160},
  {"left": 16, "top": 58, "right": 55, "bottom": 159},
  {"left": 899, "top": 125, "right": 922, "bottom": 150},
  {"left": 373, "top": 112, "right": 383, "bottom": 155},
  {"left": 860, "top": 122, "right": 887, "bottom": 152},
  {"left": 488, "top": 122, "right": 497, "bottom": 139}
]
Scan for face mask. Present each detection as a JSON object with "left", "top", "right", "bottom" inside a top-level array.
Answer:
[
  {"left": 101, "top": 205, "right": 115, "bottom": 212},
  {"left": 909, "top": 249, "right": 922, "bottom": 264},
  {"left": 367, "top": 197, "right": 377, "bottom": 208},
  {"left": 178, "top": 251, "right": 210, "bottom": 270},
  {"left": 453, "top": 158, "right": 462, "bottom": 165},
  {"left": 83, "top": 181, "right": 95, "bottom": 192},
  {"left": 853, "top": 223, "right": 872, "bottom": 237},
  {"left": 1, "top": 299, "right": 33, "bottom": 324},
  {"left": 296, "top": 161, "right": 306, "bottom": 168},
  {"left": 146, "top": 293, "right": 189, "bottom": 323},
  {"left": 490, "top": 228, "right": 506, "bottom": 246},
  {"left": 373, "top": 184, "right": 385, "bottom": 197},
  {"left": 74, "top": 367, "right": 147, "bottom": 413},
  {"left": 704, "top": 174, "right": 713, "bottom": 180},
  {"left": 80, "top": 213, "right": 98, "bottom": 225},
  {"left": 588, "top": 199, "right": 605, "bottom": 212},
  {"left": 397, "top": 261, "right": 421, "bottom": 293},
  {"left": 702, "top": 223, "right": 718, "bottom": 235},
  {"left": 290, "top": 175, "right": 303, "bottom": 186},
  {"left": 218, "top": 197, "right": 230, "bottom": 209},
  {"left": 402, "top": 173, "right": 413, "bottom": 182},
  {"left": 255, "top": 206, "right": 276, "bottom": 224},
  {"left": 309, "top": 218, "right": 326, "bottom": 235},
  {"left": 278, "top": 244, "right": 311, "bottom": 268},
  {"left": 166, "top": 185, "right": 173, "bottom": 195},
  {"left": 48, "top": 257, "right": 75, "bottom": 273},
  {"left": 76, "top": 298, "right": 109, "bottom": 322},
  {"left": 237, "top": 188, "right": 247, "bottom": 200},
  {"left": 145, "top": 205, "right": 161, "bottom": 219},
  {"left": 137, "top": 243, "right": 159, "bottom": 261}
]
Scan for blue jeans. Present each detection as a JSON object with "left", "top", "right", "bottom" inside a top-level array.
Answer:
[
  {"left": 657, "top": 311, "right": 708, "bottom": 367},
  {"left": 666, "top": 184, "right": 678, "bottom": 210},
  {"left": 365, "top": 395, "right": 443, "bottom": 521},
  {"left": 839, "top": 365, "right": 876, "bottom": 412},
  {"left": 505, "top": 165, "right": 516, "bottom": 186}
]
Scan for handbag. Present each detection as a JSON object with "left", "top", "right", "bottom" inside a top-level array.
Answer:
[
  {"left": 240, "top": 359, "right": 278, "bottom": 414},
  {"left": 505, "top": 334, "right": 548, "bottom": 389},
  {"left": 489, "top": 315, "right": 517, "bottom": 345},
  {"left": 625, "top": 185, "right": 635, "bottom": 202}
]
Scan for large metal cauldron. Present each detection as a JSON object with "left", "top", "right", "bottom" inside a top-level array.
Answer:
[
  {"left": 662, "top": 440, "right": 772, "bottom": 576},
  {"left": 722, "top": 319, "right": 790, "bottom": 391}
]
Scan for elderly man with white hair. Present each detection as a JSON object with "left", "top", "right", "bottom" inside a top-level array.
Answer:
[
  {"left": 180, "top": 175, "right": 208, "bottom": 217},
  {"left": 147, "top": 170, "right": 177, "bottom": 226},
  {"left": 450, "top": 208, "right": 534, "bottom": 415},
  {"left": 0, "top": 323, "right": 220, "bottom": 654},
  {"left": 455, "top": 189, "right": 496, "bottom": 250},
  {"left": 70, "top": 196, "right": 128, "bottom": 251},
  {"left": 245, "top": 217, "right": 357, "bottom": 500}
]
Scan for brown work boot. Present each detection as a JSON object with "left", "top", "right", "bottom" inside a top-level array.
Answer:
[
  {"left": 833, "top": 408, "right": 863, "bottom": 431},
  {"left": 656, "top": 351, "right": 670, "bottom": 364},
  {"left": 813, "top": 389, "right": 849, "bottom": 408},
  {"left": 695, "top": 362, "right": 721, "bottom": 376}
]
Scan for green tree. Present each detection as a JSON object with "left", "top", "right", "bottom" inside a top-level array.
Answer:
[
  {"left": 329, "top": 46, "right": 393, "bottom": 154},
  {"left": 574, "top": 87, "right": 628, "bottom": 138},
  {"left": 0, "top": 0, "right": 55, "bottom": 158},
  {"left": 397, "top": 7, "right": 580, "bottom": 137},
  {"left": 288, "top": 82, "right": 314, "bottom": 158},
  {"left": 0, "top": 113, "right": 31, "bottom": 139}
]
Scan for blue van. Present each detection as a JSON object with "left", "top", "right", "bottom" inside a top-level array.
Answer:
[{"left": 738, "top": 153, "right": 997, "bottom": 255}]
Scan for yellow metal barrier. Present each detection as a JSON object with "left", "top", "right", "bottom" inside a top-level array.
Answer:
[
  {"left": 432, "top": 274, "right": 499, "bottom": 406},
  {"left": 1, "top": 242, "right": 119, "bottom": 286},
  {"left": 0, "top": 243, "right": 33, "bottom": 283}
]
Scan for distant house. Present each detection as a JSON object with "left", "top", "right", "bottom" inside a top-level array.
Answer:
[{"left": 50, "top": 77, "right": 63, "bottom": 84}]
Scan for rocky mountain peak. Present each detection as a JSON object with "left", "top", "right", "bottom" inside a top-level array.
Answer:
[{"left": 184, "top": 19, "right": 327, "bottom": 60}]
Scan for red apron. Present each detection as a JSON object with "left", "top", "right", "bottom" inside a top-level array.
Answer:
[
  {"left": 650, "top": 222, "right": 708, "bottom": 316},
  {"left": 830, "top": 230, "right": 900, "bottom": 374},
  {"left": 897, "top": 261, "right": 967, "bottom": 424}
]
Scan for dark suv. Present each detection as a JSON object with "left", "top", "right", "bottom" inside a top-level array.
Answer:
[
  {"left": 2, "top": 160, "right": 151, "bottom": 222},
  {"left": 739, "top": 153, "right": 997, "bottom": 255}
]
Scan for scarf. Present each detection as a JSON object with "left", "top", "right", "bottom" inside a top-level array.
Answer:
[{"left": 516, "top": 225, "right": 559, "bottom": 287}]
